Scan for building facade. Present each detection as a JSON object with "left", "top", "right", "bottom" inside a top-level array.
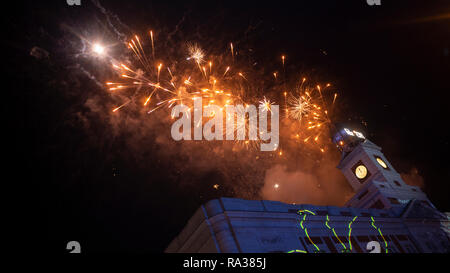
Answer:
[{"left": 166, "top": 129, "right": 450, "bottom": 253}]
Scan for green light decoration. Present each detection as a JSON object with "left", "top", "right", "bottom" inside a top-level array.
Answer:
[
  {"left": 370, "top": 216, "right": 389, "bottom": 253},
  {"left": 348, "top": 216, "right": 358, "bottom": 251},
  {"left": 295, "top": 210, "right": 320, "bottom": 252},
  {"left": 300, "top": 209, "right": 316, "bottom": 215},
  {"left": 287, "top": 210, "right": 389, "bottom": 253},
  {"left": 304, "top": 227, "right": 320, "bottom": 252},
  {"left": 370, "top": 216, "right": 377, "bottom": 229},
  {"left": 300, "top": 214, "right": 306, "bottom": 229},
  {"left": 287, "top": 249, "right": 307, "bottom": 253},
  {"left": 325, "top": 214, "right": 348, "bottom": 251}
]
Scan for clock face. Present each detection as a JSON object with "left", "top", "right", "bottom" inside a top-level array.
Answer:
[
  {"left": 376, "top": 157, "right": 388, "bottom": 169},
  {"left": 355, "top": 165, "right": 368, "bottom": 179}
]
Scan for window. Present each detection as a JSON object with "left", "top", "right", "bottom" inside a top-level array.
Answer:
[
  {"left": 349, "top": 236, "right": 364, "bottom": 253},
  {"left": 340, "top": 211, "right": 353, "bottom": 217},
  {"left": 370, "top": 200, "right": 385, "bottom": 209},
  {"left": 377, "top": 235, "right": 390, "bottom": 242},
  {"left": 357, "top": 190, "right": 369, "bottom": 200},
  {"left": 332, "top": 236, "right": 348, "bottom": 244},
  {"left": 388, "top": 197, "right": 400, "bottom": 204},
  {"left": 390, "top": 235, "right": 406, "bottom": 253},
  {"left": 298, "top": 237, "right": 308, "bottom": 250},
  {"left": 305, "top": 236, "right": 323, "bottom": 245},
  {"left": 356, "top": 236, "right": 370, "bottom": 242},
  {"left": 393, "top": 180, "right": 401, "bottom": 187},
  {"left": 323, "top": 237, "right": 338, "bottom": 253}
]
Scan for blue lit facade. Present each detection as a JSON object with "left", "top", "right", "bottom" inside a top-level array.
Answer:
[{"left": 166, "top": 136, "right": 450, "bottom": 253}]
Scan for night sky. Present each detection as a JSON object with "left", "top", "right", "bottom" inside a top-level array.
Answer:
[{"left": 6, "top": 0, "right": 450, "bottom": 253}]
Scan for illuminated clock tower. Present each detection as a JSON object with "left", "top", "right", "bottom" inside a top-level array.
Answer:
[{"left": 333, "top": 128, "right": 433, "bottom": 211}]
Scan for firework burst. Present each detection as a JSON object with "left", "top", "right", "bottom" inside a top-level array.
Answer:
[
  {"left": 107, "top": 33, "right": 247, "bottom": 116},
  {"left": 259, "top": 96, "right": 275, "bottom": 113},
  {"left": 286, "top": 79, "right": 337, "bottom": 153},
  {"left": 288, "top": 93, "right": 312, "bottom": 122},
  {"left": 186, "top": 42, "right": 205, "bottom": 64},
  {"left": 104, "top": 29, "right": 339, "bottom": 154}
]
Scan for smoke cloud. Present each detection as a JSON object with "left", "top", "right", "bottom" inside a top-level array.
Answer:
[
  {"left": 260, "top": 153, "right": 354, "bottom": 206},
  {"left": 401, "top": 167, "right": 425, "bottom": 189},
  {"left": 51, "top": 1, "right": 356, "bottom": 205}
]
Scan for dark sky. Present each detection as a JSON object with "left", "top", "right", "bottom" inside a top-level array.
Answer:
[{"left": 6, "top": 0, "right": 450, "bottom": 253}]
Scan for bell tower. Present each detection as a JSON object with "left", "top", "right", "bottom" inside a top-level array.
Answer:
[{"left": 333, "top": 128, "right": 433, "bottom": 211}]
